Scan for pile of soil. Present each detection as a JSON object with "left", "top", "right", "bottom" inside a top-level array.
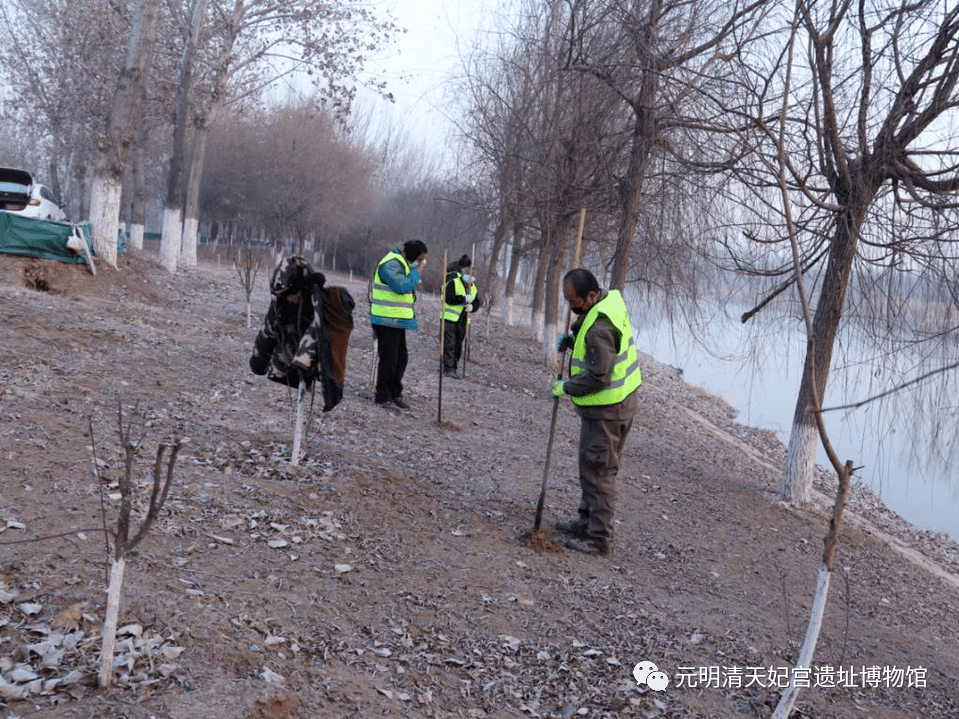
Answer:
[{"left": 0, "top": 250, "right": 957, "bottom": 719}]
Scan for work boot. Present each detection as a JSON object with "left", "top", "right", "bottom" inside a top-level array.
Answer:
[
  {"left": 375, "top": 397, "right": 394, "bottom": 409},
  {"left": 563, "top": 536, "right": 612, "bottom": 556},
  {"left": 443, "top": 369, "right": 461, "bottom": 379},
  {"left": 555, "top": 517, "right": 589, "bottom": 539},
  {"left": 392, "top": 396, "right": 411, "bottom": 410}
]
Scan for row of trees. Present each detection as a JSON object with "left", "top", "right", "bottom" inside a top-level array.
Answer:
[
  {"left": 4, "top": 0, "right": 959, "bottom": 522},
  {"left": 456, "top": 0, "right": 959, "bottom": 506},
  {"left": 0, "top": 0, "right": 400, "bottom": 270},
  {"left": 0, "top": 0, "right": 490, "bottom": 290}
]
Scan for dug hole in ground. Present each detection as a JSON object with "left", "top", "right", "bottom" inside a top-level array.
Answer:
[{"left": 0, "top": 249, "right": 957, "bottom": 719}]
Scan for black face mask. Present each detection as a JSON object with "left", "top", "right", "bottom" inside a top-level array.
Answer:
[{"left": 571, "top": 306, "right": 587, "bottom": 315}]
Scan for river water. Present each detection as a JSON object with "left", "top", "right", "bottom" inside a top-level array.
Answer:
[{"left": 627, "top": 297, "right": 959, "bottom": 543}]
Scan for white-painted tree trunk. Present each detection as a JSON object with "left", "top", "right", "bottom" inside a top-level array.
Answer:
[
  {"left": 781, "top": 419, "right": 818, "bottom": 505},
  {"left": 128, "top": 222, "right": 144, "bottom": 251},
  {"left": 98, "top": 555, "right": 127, "bottom": 688},
  {"left": 542, "top": 320, "right": 558, "bottom": 369},
  {"left": 181, "top": 215, "right": 199, "bottom": 267},
  {"left": 503, "top": 295, "right": 515, "bottom": 326},
  {"left": 88, "top": 175, "right": 122, "bottom": 268},
  {"left": 772, "top": 565, "right": 831, "bottom": 719},
  {"left": 246, "top": 302, "right": 252, "bottom": 329},
  {"left": 291, "top": 379, "right": 306, "bottom": 466},
  {"left": 159, "top": 208, "right": 183, "bottom": 273},
  {"left": 532, "top": 310, "right": 544, "bottom": 342}
]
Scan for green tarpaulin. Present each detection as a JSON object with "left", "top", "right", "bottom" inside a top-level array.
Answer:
[{"left": 0, "top": 211, "right": 93, "bottom": 264}]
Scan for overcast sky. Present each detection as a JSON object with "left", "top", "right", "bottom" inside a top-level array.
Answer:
[{"left": 357, "top": 0, "right": 498, "bottom": 162}]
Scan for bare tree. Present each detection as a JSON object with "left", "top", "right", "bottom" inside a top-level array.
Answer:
[
  {"left": 564, "top": 0, "right": 769, "bottom": 291},
  {"left": 233, "top": 243, "right": 262, "bottom": 328},
  {"left": 716, "top": 2, "right": 959, "bottom": 505},
  {"left": 159, "top": 0, "right": 210, "bottom": 273},
  {"left": 0, "top": 0, "right": 132, "bottom": 222},
  {"left": 90, "top": 408, "right": 184, "bottom": 688},
  {"left": 168, "top": 0, "right": 399, "bottom": 271},
  {"left": 461, "top": 0, "right": 628, "bottom": 360},
  {"left": 759, "top": 29, "right": 855, "bottom": 714},
  {"left": 86, "top": 0, "right": 163, "bottom": 268}
]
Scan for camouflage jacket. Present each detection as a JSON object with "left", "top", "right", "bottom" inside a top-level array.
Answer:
[{"left": 249, "top": 256, "right": 355, "bottom": 411}]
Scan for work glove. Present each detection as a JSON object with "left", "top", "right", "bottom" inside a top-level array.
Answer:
[
  {"left": 556, "top": 333, "right": 574, "bottom": 352},
  {"left": 465, "top": 303, "right": 473, "bottom": 312},
  {"left": 551, "top": 380, "right": 566, "bottom": 398}
]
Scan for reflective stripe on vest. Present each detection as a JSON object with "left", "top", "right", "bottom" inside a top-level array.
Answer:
[
  {"left": 371, "top": 251, "right": 415, "bottom": 320},
  {"left": 442, "top": 273, "right": 476, "bottom": 322},
  {"left": 569, "top": 289, "right": 642, "bottom": 406}
]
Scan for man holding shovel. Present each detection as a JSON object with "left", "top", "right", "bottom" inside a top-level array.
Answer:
[{"left": 550, "top": 268, "right": 642, "bottom": 555}]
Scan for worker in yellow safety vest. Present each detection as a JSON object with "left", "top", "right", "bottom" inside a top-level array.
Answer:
[
  {"left": 370, "top": 240, "right": 428, "bottom": 409},
  {"left": 550, "top": 268, "right": 642, "bottom": 556},
  {"left": 442, "top": 254, "right": 481, "bottom": 379}
]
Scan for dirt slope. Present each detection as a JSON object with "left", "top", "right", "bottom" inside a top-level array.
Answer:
[{"left": 0, "top": 250, "right": 957, "bottom": 719}]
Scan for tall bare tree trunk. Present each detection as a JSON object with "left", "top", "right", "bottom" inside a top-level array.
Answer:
[
  {"left": 611, "top": 115, "right": 656, "bottom": 291},
  {"left": 781, "top": 206, "right": 867, "bottom": 503},
  {"left": 542, "top": 218, "right": 575, "bottom": 366},
  {"left": 128, "top": 137, "right": 147, "bottom": 251},
  {"left": 89, "top": 0, "right": 162, "bottom": 267},
  {"left": 181, "top": 115, "right": 214, "bottom": 267},
  {"left": 503, "top": 239, "right": 522, "bottom": 326},
  {"left": 530, "top": 229, "right": 552, "bottom": 341},
  {"left": 160, "top": 0, "right": 209, "bottom": 273},
  {"left": 486, "top": 198, "right": 510, "bottom": 296}
]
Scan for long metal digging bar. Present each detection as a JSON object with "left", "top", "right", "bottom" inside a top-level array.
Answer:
[
  {"left": 534, "top": 399, "right": 562, "bottom": 529},
  {"left": 437, "top": 248, "right": 449, "bottom": 423}
]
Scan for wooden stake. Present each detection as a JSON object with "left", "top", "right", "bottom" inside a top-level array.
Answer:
[
  {"left": 464, "top": 241, "right": 476, "bottom": 375},
  {"left": 535, "top": 208, "right": 586, "bottom": 530},
  {"left": 437, "top": 248, "right": 449, "bottom": 423},
  {"left": 368, "top": 272, "right": 378, "bottom": 393}
]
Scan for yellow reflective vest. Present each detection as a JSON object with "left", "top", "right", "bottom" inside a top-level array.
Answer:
[
  {"left": 570, "top": 290, "right": 642, "bottom": 406},
  {"left": 442, "top": 271, "right": 477, "bottom": 322},
  {"left": 371, "top": 251, "right": 415, "bottom": 320}
]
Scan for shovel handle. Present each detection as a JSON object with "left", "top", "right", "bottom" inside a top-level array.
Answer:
[{"left": 534, "top": 398, "right": 561, "bottom": 530}]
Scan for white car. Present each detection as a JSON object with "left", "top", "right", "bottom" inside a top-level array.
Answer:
[{"left": 0, "top": 167, "right": 67, "bottom": 222}]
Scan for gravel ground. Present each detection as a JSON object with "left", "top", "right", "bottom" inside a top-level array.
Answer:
[{"left": 0, "top": 249, "right": 957, "bottom": 719}]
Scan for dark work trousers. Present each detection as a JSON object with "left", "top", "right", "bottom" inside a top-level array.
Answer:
[
  {"left": 373, "top": 324, "right": 408, "bottom": 403},
  {"left": 443, "top": 316, "right": 467, "bottom": 372},
  {"left": 576, "top": 404, "right": 635, "bottom": 541}
]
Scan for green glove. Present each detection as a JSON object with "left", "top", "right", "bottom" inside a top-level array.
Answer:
[{"left": 551, "top": 380, "right": 566, "bottom": 398}]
